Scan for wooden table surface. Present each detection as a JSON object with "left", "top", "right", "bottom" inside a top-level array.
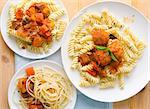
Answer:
[{"left": 0, "top": 0, "right": 149, "bottom": 109}]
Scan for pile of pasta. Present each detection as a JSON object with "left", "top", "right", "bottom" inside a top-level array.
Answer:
[
  {"left": 8, "top": 0, "right": 66, "bottom": 53},
  {"left": 17, "top": 66, "right": 72, "bottom": 109},
  {"left": 68, "top": 10, "right": 145, "bottom": 89}
]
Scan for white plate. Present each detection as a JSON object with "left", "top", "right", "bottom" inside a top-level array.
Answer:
[
  {"left": 8, "top": 60, "right": 77, "bottom": 109},
  {"left": 0, "top": 0, "right": 69, "bottom": 59},
  {"left": 61, "top": 1, "right": 149, "bottom": 102}
]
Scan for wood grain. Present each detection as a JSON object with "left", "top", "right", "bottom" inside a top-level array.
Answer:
[
  {"left": 0, "top": 34, "right": 15, "bottom": 109},
  {"left": 0, "top": 0, "right": 15, "bottom": 108},
  {"left": 0, "top": 0, "right": 149, "bottom": 109},
  {"left": 0, "top": 1, "right": 15, "bottom": 109},
  {"left": 114, "top": 84, "right": 150, "bottom": 109}
]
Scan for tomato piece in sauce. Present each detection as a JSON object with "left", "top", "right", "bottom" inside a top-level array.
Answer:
[
  {"left": 32, "top": 36, "right": 43, "bottom": 47},
  {"left": 29, "top": 104, "right": 44, "bottom": 109},
  {"left": 28, "top": 6, "right": 36, "bottom": 14},
  {"left": 45, "top": 31, "right": 51, "bottom": 37},
  {"left": 99, "top": 70, "right": 107, "bottom": 78},
  {"left": 47, "top": 36, "right": 52, "bottom": 43},
  {"left": 39, "top": 25, "right": 49, "bottom": 34},
  {"left": 26, "top": 67, "right": 35, "bottom": 76},
  {"left": 87, "top": 70, "right": 97, "bottom": 77},
  {"left": 35, "top": 13, "right": 44, "bottom": 23},
  {"left": 16, "top": 9, "right": 24, "bottom": 20}
]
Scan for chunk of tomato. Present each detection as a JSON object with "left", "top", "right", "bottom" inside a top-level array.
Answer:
[
  {"left": 47, "top": 36, "right": 52, "bottom": 43},
  {"left": 25, "top": 67, "right": 35, "bottom": 76},
  {"left": 39, "top": 25, "right": 49, "bottom": 34},
  {"left": 32, "top": 36, "right": 43, "bottom": 47},
  {"left": 15, "top": 9, "right": 24, "bottom": 20},
  {"left": 29, "top": 104, "right": 44, "bottom": 109},
  {"left": 35, "top": 13, "right": 44, "bottom": 22},
  {"left": 99, "top": 70, "right": 107, "bottom": 78},
  {"left": 28, "top": 6, "right": 36, "bottom": 14},
  {"left": 87, "top": 70, "right": 97, "bottom": 77},
  {"left": 45, "top": 31, "right": 51, "bottom": 37}
]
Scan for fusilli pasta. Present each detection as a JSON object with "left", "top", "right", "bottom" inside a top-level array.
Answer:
[{"left": 68, "top": 9, "right": 146, "bottom": 89}]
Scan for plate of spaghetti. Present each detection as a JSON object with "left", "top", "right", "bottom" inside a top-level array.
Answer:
[
  {"left": 1, "top": 0, "right": 68, "bottom": 59},
  {"left": 8, "top": 60, "right": 77, "bottom": 109},
  {"left": 61, "top": 1, "right": 149, "bottom": 102}
]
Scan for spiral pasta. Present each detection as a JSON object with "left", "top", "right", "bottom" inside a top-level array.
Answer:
[
  {"left": 99, "top": 77, "right": 115, "bottom": 89},
  {"left": 71, "top": 57, "right": 82, "bottom": 70},
  {"left": 52, "top": 20, "right": 66, "bottom": 40},
  {"left": 80, "top": 64, "right": 93, "bottom": 72},
  {"left": 80, "top": 72, "right": 99, "bottom": 84},
  {"left": 118, "top": 73, "right": 125, "bottom": 89},
  {"left": 8, "top": 29, "right": 32, "bottom": 43},
  {"left": 27, "top": 43, "right": 51, "bottom": 53},
  {"left": 79, "top": 79, "right": 94, "bottom": 87},
  {"left": 23, "top": 0, "right": 55, "bottom": 11},
  {"left": 8, "top": 0, "right": 66, "bottom": 53},
  {"left": 9, "top": 4, "right": 16, "bottom": 21},
  {"left": 49, "top": 9, "right": 65, "bottom": 20},
  {"left": 68, "top": 9, "right": 146, "bottom": 89}
]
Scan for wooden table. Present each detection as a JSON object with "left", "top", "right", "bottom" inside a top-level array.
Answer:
[{"left": 0, "top": 0, "right": 149, "bottom": 109}]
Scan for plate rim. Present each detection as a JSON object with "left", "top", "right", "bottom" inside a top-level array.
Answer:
[
  {"left": 61, "top": 1, "right": 149, "bottom": 102},
  {"left": 8, "top": 60, "right": 77, "bottom": 109},
  {"left": 0, "top": 0, "right": 69, "bottom": 59}
]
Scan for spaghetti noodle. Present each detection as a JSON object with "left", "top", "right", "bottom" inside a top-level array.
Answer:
[{"left": 17, "top": 66, "right": 72, "bottom": 109}]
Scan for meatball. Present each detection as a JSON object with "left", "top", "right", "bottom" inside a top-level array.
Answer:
[
  {"left": 109, "top": 61, "right": 123, "bottom": 74},
  {"left": 108, "top": 39, "right": 124, "bottom": 61},
  {"left": 91, "top": 29, "right": 109, "bottom": 45},
  {"left": 78, "top": 54, "right": 91, "bottom": 66},
  {"left": 94, "top": 50, "right": 111, "bottom": 66},
  {"left": 109, "top": 61, "right": 120, "bottom": 74}
]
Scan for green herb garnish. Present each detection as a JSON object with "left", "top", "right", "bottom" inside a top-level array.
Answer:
[
  {"left": 108, "top": 49, "right": 118, "bottom": 62},
  {"left": 96, "top": 46, "right": 107, "bottom": 50},
  {"left": 96, "top": 46, "right": 118, "bottom": 61}
]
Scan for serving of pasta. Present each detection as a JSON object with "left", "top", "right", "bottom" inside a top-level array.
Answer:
[
  {"left": 68, "top": 9, "right": 146, "bottom": 89},
  {"left": 16, "top": 66, "right": 72, "bottom": 109},
  {"left": 8, "top": 0, "right": 66, "bottom": 53}
]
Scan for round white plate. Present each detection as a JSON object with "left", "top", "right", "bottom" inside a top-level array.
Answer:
[
  {"left": 0, "top": 0, "right": 69, "bottom": 59},
  {"left": 8, "top": 60, "right": 77, "bottom": 109},
  {"left": 61, "top": 1, "right": 149, "bottom": 102}
]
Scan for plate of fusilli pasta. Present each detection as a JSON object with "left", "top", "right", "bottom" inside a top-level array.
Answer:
[
  {"left": 1, "top": 0, "right": 69, "bottom": 59},
  {"left": 61, "top": 1, "right": 149, "bottom": 102}
]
